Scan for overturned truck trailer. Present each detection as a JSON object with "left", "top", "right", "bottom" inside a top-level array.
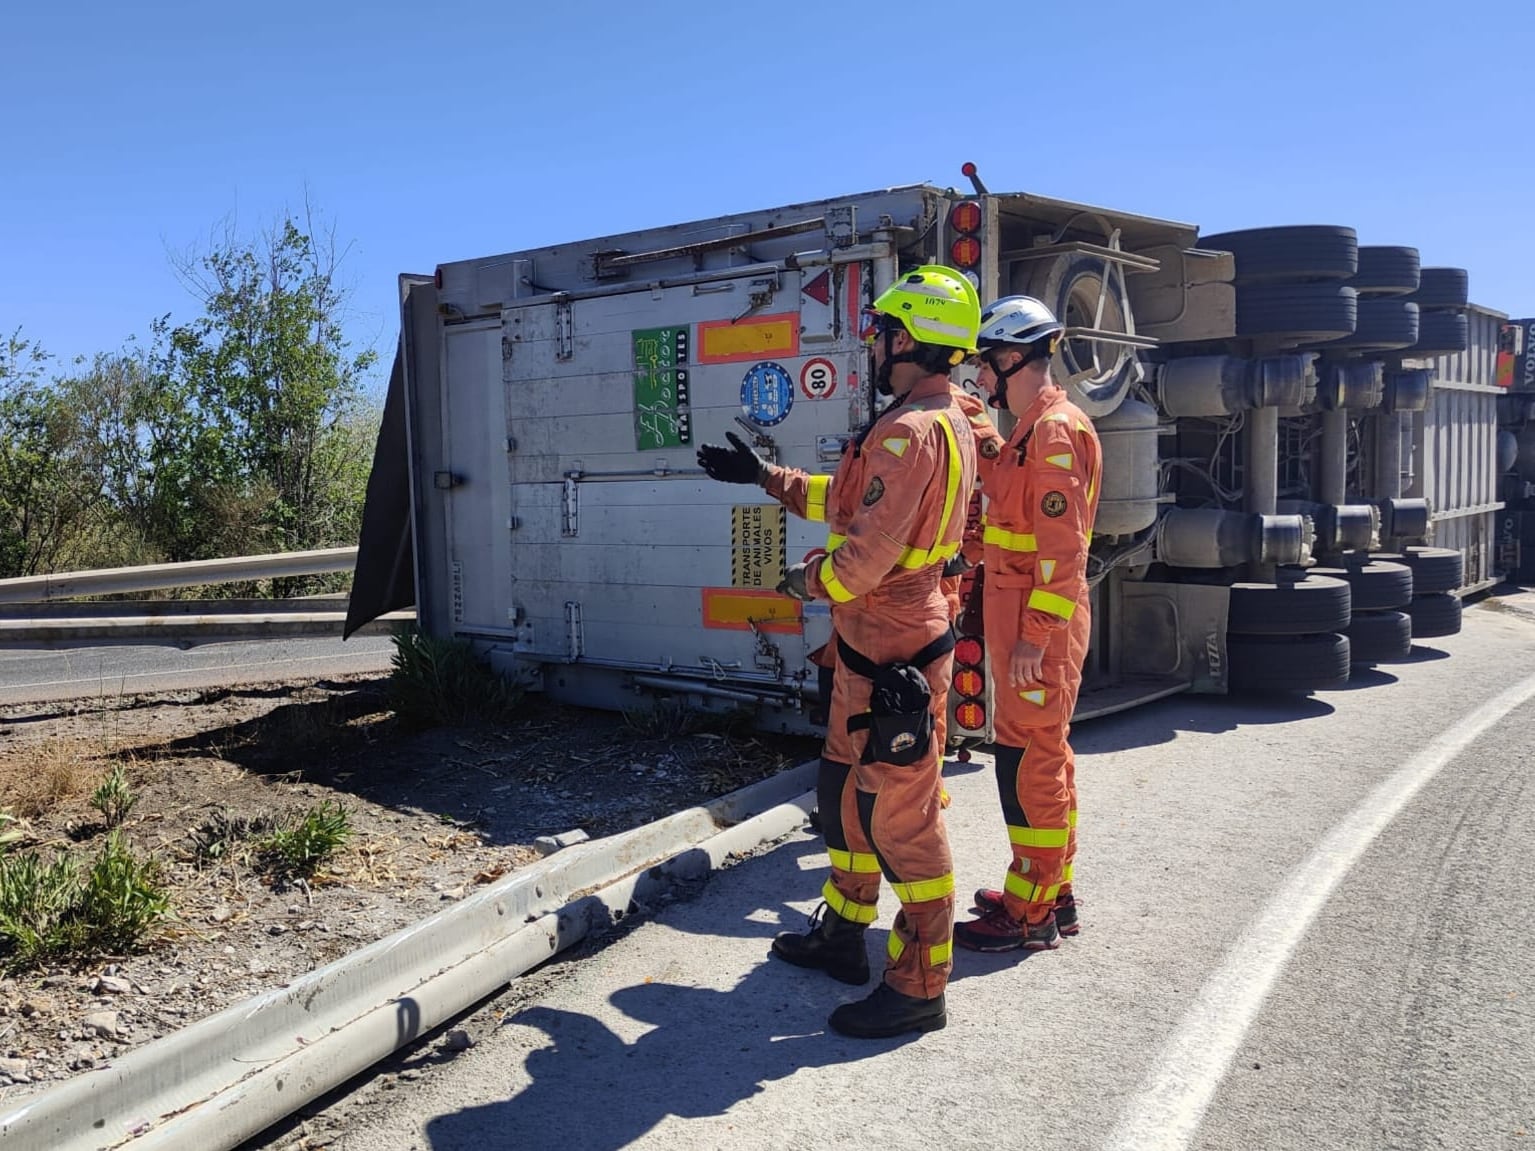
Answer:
[{"left": 346, "top": 175, "right": 1502, "bottom": 744}]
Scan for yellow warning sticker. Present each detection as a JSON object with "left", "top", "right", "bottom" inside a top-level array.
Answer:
[
  {"left": 697, "top": 313, "right": 800, "bottom": 365},
  {"left": 730, "top": 504, "right": 786, "bottom": 588}
]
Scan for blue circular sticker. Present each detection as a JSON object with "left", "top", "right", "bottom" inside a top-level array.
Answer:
[{"left": 740, "top": 362, "right": 794, "bottom": 426}]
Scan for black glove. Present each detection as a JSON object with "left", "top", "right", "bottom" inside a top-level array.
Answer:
[
  {"left": 697, "top": 431, "right": 769, "bottom": 485},
  {"left": 941, "top": 554, "right": 973, "bottom": 578},
  {"left": 776, "top": 562, "right": 813, "bottom": 601}
]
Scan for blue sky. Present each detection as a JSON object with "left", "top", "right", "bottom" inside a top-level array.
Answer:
[{"left": 6, "top": 0, "right": 1533, "bottom": 396}]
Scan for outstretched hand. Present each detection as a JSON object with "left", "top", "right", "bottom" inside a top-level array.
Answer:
[{"left": 696, "top": 432, "right": 769, "bottom": 485}]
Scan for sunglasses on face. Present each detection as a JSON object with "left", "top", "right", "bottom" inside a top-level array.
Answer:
[{"left": 859, "top": 310, "right": 906, "bottom": 345}]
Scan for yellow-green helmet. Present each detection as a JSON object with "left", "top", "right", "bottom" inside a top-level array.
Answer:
[{"left": 869, "top": 264, "right": 982, "bottom": 355}]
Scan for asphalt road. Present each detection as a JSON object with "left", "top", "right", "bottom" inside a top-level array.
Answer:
[
  {"left": 0, "top": 635, "right": 395, "bottom": 706},
  {"left": 302, "top": 596, "right": 1535, "bottom": 1151}
]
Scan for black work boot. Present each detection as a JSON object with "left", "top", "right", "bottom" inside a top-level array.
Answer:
[
  {"left": 771, "top": 903, "right": 870, "bottom": 985},
  {"left": 828, "top": 980, "right": 947, "bottom": 1039}
]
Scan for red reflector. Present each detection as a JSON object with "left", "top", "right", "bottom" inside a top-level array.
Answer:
[
  {"left": 948, "top": 200, "right": 982, "bottom": 235},
  {"left": 954, "top": 637, "right": 984, "bottom": 666},
  {"left": 961, "top": 161, "right": 977, "bottom": 178},
  {"left": 953, "top": 668, "right": 984, "bottom": 697},
  {"left": 955, "top": 701, "right": 986, "bottom": 730},
  {"left": 949, "top": 237, "right": 982, "bottom": 268},
  {"left": 434, "top": 267, "right": 444, "bottom": 290}
]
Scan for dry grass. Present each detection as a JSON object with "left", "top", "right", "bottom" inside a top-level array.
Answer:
[{"left": 6, "top": 739, "right": 100, "bottom": 819}]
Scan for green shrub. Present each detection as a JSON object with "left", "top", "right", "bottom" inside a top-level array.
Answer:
[
  {"left": 90, "top": 764, "right": 138, "bottom": 829},
  {"left": 0, "top": 831, "right": 169, "bottom": 972},
  {"left": 387, "top": 627, "right": 529, "bottom": 726},
  {"left": 258, "top": 801, "right": 351, "bottom": 879}
]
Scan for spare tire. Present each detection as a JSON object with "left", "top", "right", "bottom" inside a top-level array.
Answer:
[
  {"left": 1199, "top": 225, "right": 1359, "bottom": 284},
  {"left": 1228, "top": 633, "right": 1352, "bottom": 693},
  {"left": 1015, "top": 254, "right": 1140, "bottom": 418},
  {"left": 1351, "top": 246, "right": 1421, "bottom": 297},
  {"left": 1405, "top": 267, "right": 1469, "bottom": 311},
  {"left": 1411, "top": 310, "right": 1469, "bottom": 356},
  {"left": 1405, "top": 592, "right": 1462, "bottom": 638},
  {"left": 1236, "top": 282, "right": 1358, "bottom": 344},
  {"left": 1345, "top": 609, "right": 1413, "bottom": 664},
  {"left": 1228, "top": 574, "right": 1352, "bottom": 636}
]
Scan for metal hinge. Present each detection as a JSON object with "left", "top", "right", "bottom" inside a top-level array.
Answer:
[
  {"left": 562, "top": 477, "right": 579, "bottom": 537},
  {"left": 825, "top": 205, "right": 857, "bottom": 248},
  {"left": 564, "top": 601, "right": 584, "bottom": 662},
  {"left": 733, "top": 275, "right": 781, "bottom": 321},
  {"left": 554, "top": 294, "right": 574, "bottom": 361}
]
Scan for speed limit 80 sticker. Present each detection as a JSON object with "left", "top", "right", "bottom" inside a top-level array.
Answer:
[{"left": 799, "top": 357, "right": 838, "bottom": 400}]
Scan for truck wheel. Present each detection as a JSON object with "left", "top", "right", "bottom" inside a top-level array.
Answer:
[
  {"left": 1405, "top": 267, "right": 1469, "bottom": 311},
  {"left": 1410, "top": 310, "right": 1469, "bottom": 356},
  {"left": 1236, "top": 282, "right": 1358, "bottom": 344},
  {"left": 1377, "top": 546, "right": 1463, "bottom": 594},
  {"left": 1351, "top": 246, "right": 1421, "bottom": 296},
  {"left": 1228, "top": 633, "right": 1352, "bottom": 693},
  {"left": 1199, "top": 225, "right": 1358, "bottom": 284},
  {"left": 1344, "top": 609, "right": 1413, "bottom": 664},
  {"left": 1018, "top": 254, "right": 1139, "bottom": 418},
  {"left": 1404, "top": 592, "right": 1462, "bottom": 638},
  {"left": 1227, "top": 574, "right": 1351, "bottom": 636},
  {"left": 1309, "top": 560, "right": 1413, "bottom": 611},
  {"left": 1322, "top": 299, "right": 1419, "bottom": 352}
]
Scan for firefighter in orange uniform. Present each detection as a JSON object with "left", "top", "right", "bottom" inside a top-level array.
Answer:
[
  {"left": 954, "top": 295, "right": 1101, "bottom": 952},
  {"left": 696, "top": 265, "right": 980, "bottom": 1037}
]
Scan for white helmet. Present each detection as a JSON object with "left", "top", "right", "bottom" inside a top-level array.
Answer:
[{"left": 977, "top": 295, "right": 1064, "bottom": 350}]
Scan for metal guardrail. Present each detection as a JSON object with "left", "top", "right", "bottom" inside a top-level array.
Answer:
[
  {"left": 0, "top": 547, "right": 360, "bottom": 603},
  {"left": 0, "top": 548, "right": 418, "bottom": 645}
]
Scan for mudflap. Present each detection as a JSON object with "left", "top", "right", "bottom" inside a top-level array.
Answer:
[{"left": 1118, "top": 580, "right": 1230, "bottom": 694}]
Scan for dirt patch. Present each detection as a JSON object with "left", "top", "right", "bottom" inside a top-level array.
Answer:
[{"left": 0, "top": 674, "right": 819, "bottom": 1102}]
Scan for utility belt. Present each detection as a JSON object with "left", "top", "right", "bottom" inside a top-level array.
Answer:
[{"left": 838, "top": 628, "right": 957, "bottom": 766}]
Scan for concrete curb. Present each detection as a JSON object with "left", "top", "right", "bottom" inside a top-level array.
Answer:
[{"left": 0, "top": 762, "right": 818, "bottom": 1151}]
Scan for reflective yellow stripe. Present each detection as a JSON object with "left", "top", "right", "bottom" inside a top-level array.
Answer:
[
  {"left": 928, "top": 939, "right": 953, "bottom": 966},
  {"left": 819, "top": 555, "right": 855, "bottom": 603},
  {"left": 1068, "top": 810, "right": 1078, "bottom": 828},
  {"left": 1004, "top": 871, "right": 1061, "bottom": 905},
  {"left": 887, "top": 932, "right": 904, "bottom": 962},
  {"left": 983, "top": 525, "right": 1038, "bottom": 552},
  {"left": 822, "top": 879, "right": 878, "bottom": 924},
  {"left": 826, "top": 532, "right": 847, "bottom": 551},
  {"left": 1062, "top": 862, "right": 1074, "bottom": 883},
  {"left": 806, "top": 475, "right": 830, "bottom": 523},
  {"left": 1028, "top": 589, "right": 1077, "bottom": 620},
  {"left": 827, "top": 848, "right": 882, "bottom": 874},
  {"left": 1008, "top": 825, "right": 1070, "bottom": 849},
  {"left": 891, "top": 873, "right": 955, "bottom": 904}
]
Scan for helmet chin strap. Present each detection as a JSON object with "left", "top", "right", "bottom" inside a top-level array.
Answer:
[
  {"left": 874, "top": 328, "right": 919, "bottom": 397},
  {"left": 987, "top": 354, "right": 1029, "bottom": 410}
]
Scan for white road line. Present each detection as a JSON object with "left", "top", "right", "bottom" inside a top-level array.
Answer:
[{"left": 1106, "top": 670, "right": 1535, "bottom": 1151}]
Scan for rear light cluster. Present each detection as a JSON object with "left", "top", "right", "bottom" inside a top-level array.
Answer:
[
  {"left": 951, "top": 635, "right": 988, "bottom": 734},
  {"left": 947, "top": 200, "right": 982, "bottom": 272}
]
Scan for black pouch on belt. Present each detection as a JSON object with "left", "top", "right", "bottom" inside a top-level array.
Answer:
[{"left": 839, "top": 629, "right": 956, "bottom": 766}]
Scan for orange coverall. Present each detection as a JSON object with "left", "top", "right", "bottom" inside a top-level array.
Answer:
[
  {"left": 979, "top": 382, "right": 1101, "bottom": 925},
  {"left": 763, "top": 372, "right": 978, "bottom": 999}
]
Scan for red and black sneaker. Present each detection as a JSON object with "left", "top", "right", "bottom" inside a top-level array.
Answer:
[
  {"left": 953, "top": 907, "right": 1059, "bottom": 953},
  {"left": 973, "top": 888, "right": 1080, "bottom": 937}
]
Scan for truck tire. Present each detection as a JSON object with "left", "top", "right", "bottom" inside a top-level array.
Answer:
[
  {"left": 1228, "top": 633, "right": 1352, "bottom": 693},
  {"left": 1322, "top": 299, "right": 1419, "bottom": 352},
  {"left": 1227, "top": 574, "right": 1352, "bottom": 636},
  {"left": 1404, "top": 592, "right": 1462, "bottom": 638},
  {"left": 1351, "top": 246, "right": 1421, "bottom": 297},
  {"left": 1236, "top": 283, "right": 1357, "bottom": 344},
  {"left": 1309, "top": 560, "right": 1413, "bottom": 611},
  {"left": 1391, "top": 546, "right": 1464, "bottom": 594},
  {"left": 1344, "top": 609, "right": 1413, "bottom": 664},
  {"left": 1199, "top": 225, "right": 1358, "bottom": 284},
  {"left": 1410, "top": 310, "right": 1469, "bottom": 356},
  {"left": 1405, "top": 267, "right": 1469, "bottom": 311},
  {"left": 1017, "top": 254, "right": 1139, "bottom": 418}
]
